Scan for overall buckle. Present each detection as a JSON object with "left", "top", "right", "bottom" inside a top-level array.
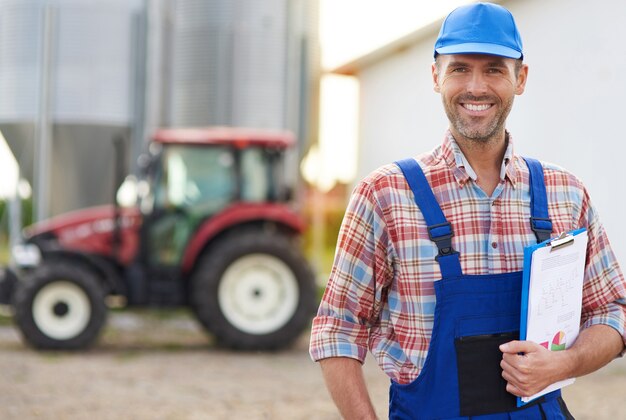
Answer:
[
  {"left": 530, "top": 217, "right": 553, "bottom": 242},
  {"left": 428, "top": 222, "right": 455, "bottom": 256}
]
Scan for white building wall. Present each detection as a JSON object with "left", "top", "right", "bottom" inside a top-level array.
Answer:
[
  {"left": 357, "top": 33, "right": 444, "bottom": 180},
  {"left": 355, "top": 0, "right": 626, "bottom": 262}
]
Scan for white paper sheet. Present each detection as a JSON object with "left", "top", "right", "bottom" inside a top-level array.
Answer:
[{"left": 521, "top": 230, "right": 588, "bottom": 403}]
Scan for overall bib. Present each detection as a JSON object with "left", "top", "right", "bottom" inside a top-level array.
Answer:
[{"left": 389, "top": 158, "right": 574, "bottom": 420}]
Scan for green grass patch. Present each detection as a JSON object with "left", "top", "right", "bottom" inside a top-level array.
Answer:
[
  {"left": 0, "top": 238, "right": 9, "bottom": 266},
  {"left": 114, "top": 350, "right": 142, "bottom": 361},
  {"left": 0, "top": 307, "right": 13, "bottom": 326}
]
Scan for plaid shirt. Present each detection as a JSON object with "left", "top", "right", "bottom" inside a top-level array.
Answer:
[{"left": 309, "top": 132, "right": 626, "bottom": 385}]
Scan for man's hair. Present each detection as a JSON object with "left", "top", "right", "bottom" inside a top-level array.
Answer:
[{"left": 434, "top": 55, "right": 524, "bottom": 77}]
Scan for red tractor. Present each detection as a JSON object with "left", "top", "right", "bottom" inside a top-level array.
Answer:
[{"left": 0, "top": 127, "right": 317, "bottom": 350}]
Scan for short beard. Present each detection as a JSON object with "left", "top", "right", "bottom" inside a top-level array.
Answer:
[{"left": 443, "top": 94, "right": 514, "bottom": 144}]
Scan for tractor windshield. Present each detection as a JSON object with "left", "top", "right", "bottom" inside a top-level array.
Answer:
[
  {"left": 154, "top": 144, "right": 285, "bottom": 211},
  {"left": 156, "top": 145, "right": 236, "bottom": 214},
  {"left": 143, "top": 143, "right": 287, "bottom": 266}
]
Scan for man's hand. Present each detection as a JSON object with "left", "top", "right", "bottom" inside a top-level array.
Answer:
[
  {"left": 499, "top": 340, "right": 567, "bottom": 397},
  {"left": 500, "top": 325, "right": 624, "bottom": 398}
]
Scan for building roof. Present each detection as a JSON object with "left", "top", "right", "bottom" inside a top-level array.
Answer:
[
  {"left": 331, "top": 0, "right": 509, "bottom": 76},
  {"left": 331, "top": 19, "right": 443, "bottom": 76}
]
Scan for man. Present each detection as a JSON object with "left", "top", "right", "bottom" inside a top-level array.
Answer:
[{"left": 309, "top": 3, "right": 626, "bottom": 419}]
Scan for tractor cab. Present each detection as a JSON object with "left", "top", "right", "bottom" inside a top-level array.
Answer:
[{"left": 136, "top": 127, "right": 294, "bottom": 269}]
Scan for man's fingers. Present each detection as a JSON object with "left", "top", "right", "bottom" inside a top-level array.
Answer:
[
  {"left": 500, "top": 358, "right": 516, "bottom": 375},
  {"left": 501, "top": 351, "right": 520, "bottom": 365},
  {"left": 499, "top": 340, "right": 539, "bottom": 354},
  {"left": 501, "top": 359, "right": 526, "bottom": 385},
  {"left": 502, "top": 364, "right": 535, "bottom": 397},
  {"left": 501, "top": 351, "right": 532, "bottom": 376},
  {"left": 505, "top": 382, "right": 524, "bottom": 397}
]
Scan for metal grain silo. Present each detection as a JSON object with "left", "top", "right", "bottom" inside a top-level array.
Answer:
[
  {"left": 146, "top": 0, "right": 319, "bottom": 152},
  {"left": 0, "top": 0, "right": 145, "bottom": 218}
]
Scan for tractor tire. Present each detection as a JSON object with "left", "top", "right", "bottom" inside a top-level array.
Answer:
[
  {"left": 13, "top": 262, "right": 107, "bottom": 350},
  {"left": 191, "top": 231, "right": 316, "bottom": 350}
]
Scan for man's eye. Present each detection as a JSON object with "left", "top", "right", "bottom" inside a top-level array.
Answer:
[
  {"left": 451, "top": 67, "right": 468, "bottom": 73},
  {"left": 487, "top": 68, "right": 503, "bottom": 74}
]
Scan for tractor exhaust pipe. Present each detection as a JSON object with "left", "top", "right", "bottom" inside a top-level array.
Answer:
[{"left": 112, "top": 134, "right": 127, "bottom": 261}]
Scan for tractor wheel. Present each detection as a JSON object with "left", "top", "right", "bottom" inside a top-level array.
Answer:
[
  {"left": 13, "top": 262, "right": 107, "bottom": 350},
  {"left": 191, "top": 231, "right": 316, "bottom": 350}
]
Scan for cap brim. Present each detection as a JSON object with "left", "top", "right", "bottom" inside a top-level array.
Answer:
[{"left": 435, "top": 42, "right": 522, "bottom": 59}]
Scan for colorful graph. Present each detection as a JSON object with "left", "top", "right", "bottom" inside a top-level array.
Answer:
[
  {"left": 538, "top": 331, "right": 567, "bottom": 350},
  {"left": 550, "top": 331, "right": 566, "bottom": 351}
]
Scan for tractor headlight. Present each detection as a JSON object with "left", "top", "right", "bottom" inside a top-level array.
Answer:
[{"left": 12, "top": 244, "right": 42, "bottom": 267}]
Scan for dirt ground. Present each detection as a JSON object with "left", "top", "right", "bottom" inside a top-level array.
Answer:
[{"left": 0, "top": 309, "right": 624, "bottom": 420}]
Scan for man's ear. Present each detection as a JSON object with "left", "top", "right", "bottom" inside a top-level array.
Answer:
[
  {"left": 515, "top": 63, "right": 529, "bottom": 95},
  {"left": 432, "top": 62, "right": 441, "bottom": 93}
]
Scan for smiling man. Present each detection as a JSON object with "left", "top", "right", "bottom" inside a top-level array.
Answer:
[{"left": 310, "top": 3, "right": 626, "bottom": 419}]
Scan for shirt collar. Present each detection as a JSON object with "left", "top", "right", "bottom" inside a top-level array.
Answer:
[{"left": 440, "top": 130, "right": 519, "bottom": 188}]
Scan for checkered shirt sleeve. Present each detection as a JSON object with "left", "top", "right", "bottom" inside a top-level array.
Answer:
[{"left": 309, "top": 178, "right": 393, "bottom": 363}]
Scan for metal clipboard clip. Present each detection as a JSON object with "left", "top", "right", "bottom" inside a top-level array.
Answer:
[{"left": 549, "top": 232, "right": 575, "bottom": 251}]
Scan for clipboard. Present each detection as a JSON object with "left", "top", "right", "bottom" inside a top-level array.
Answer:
[{"left": 518, "top": 228, "right": 588, "bottom": 406}]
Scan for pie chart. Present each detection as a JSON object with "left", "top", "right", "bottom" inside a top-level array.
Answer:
[{"left": 550, "top": 331, "right": 566, "bottom": 351}]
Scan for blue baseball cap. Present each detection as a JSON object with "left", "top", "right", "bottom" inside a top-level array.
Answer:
[{"left": 434, "top": 2, "right": 523, "bottom": 59}]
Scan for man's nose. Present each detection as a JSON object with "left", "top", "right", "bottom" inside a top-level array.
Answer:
[{"left": 466, "top": 72, "right": 489, "bottom": 95}]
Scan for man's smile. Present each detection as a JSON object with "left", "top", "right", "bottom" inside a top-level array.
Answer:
[{"left": 461, "top": 103, "right": 493, "bottom": 112}]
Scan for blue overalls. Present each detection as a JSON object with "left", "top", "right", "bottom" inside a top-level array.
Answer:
[{"left": 390, "top": 158, "right": 574, "bottom": 420}]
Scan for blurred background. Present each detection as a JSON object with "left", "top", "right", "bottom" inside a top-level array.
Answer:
[
  {"left": 1, "top": 0, "right": 626, "bottom": 277},
  {"left": 0, "top": 0, "right": 318, "bottom": 231},
  {"left": 0, "top": 0, "right": 625, "bottom": 419}
]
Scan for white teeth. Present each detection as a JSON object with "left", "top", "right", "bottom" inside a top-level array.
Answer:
[{"left": 464, "top": 103, "right": 491, "bottom": 111}]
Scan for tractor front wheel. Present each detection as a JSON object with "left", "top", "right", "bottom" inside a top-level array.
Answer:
[
  {"left": 191, "top": 231, "right": 316, "bottom": 350},
  {"left": 13, "top": 262, "right": 107, "bottom": 350}
]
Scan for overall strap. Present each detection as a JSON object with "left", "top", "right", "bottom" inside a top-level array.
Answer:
[
  {"left": 395, "top": 158, "right": 462, "bottom": 277},
  {"left": 523, "top": 157, "right": 553, "bottom": 243}
]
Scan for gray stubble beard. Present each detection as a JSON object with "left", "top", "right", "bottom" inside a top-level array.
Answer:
[{"left": 443, "top": 95, "right": 515, "bottom": 145}]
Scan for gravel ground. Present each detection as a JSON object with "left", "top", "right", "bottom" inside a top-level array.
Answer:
[{"left": 0, "top": 309, "right": 624, "bottom": 420}]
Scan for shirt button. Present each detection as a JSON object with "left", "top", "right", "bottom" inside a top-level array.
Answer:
[{"left": 491, "top": 242, "right": 498, "bottom": 249}]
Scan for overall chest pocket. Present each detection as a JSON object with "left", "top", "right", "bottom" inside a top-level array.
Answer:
[{"left": 454, "top": 314, "right": 519, "bottom": 417}]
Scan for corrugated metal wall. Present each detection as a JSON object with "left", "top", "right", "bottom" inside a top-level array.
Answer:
[
  {"left": 53, "top": 3, "right": 137, "bottom": 124},
  {"left": 0, "top": 1, "right": 42, "bottom": 121},
  {"left": 169, "top": 0, "right": 233, "bottom": 126},
  {"left": 168, "top": 0, "right": 290, "bottom": 129},
  {"left": 229, "top": 0, "right": 287, "bottom": 128},
  {"left": 0, "top": 0, "right": 141, "bottom": 124}
]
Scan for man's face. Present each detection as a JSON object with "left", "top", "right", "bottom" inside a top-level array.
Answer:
[{"left": 432, "top": 54, "right": 528, "bottom": 143}]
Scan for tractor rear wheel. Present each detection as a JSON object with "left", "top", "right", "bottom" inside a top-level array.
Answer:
[
  {"left": 13, "top": 262, "right": 107, "bottom": 350},
  {"left": 191, "top": 231, "right": 316, "bottom": 350}
]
